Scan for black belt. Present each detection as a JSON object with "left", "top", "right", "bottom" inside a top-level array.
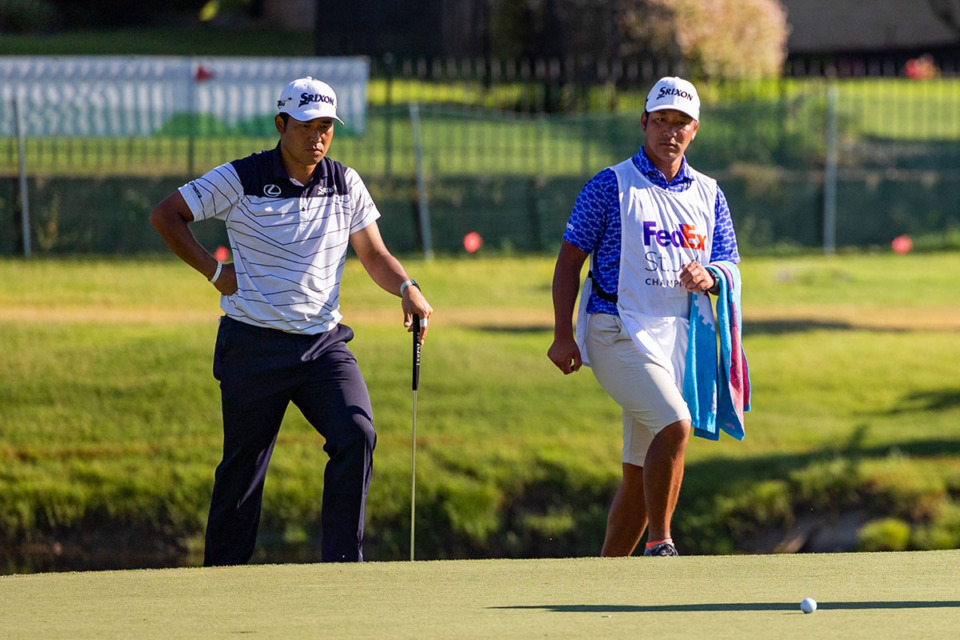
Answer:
[{"left": 589, "top": 271, "right": 618, "bottom": 304}]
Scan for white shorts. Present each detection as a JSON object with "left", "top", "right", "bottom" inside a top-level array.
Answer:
[{"left": 585, "top": 313, "right": 691, "bottom": 466}]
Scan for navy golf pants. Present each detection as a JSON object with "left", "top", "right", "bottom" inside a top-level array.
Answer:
[{"left": 204, "top": 316, "right": 376, "bottom": 566}]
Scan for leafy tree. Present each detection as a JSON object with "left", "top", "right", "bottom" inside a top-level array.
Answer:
[
  {"left": 620, "top": 0, "right": 789, "bottom": 78},
  {"left": 493, "top": 0, "right": 789, "bottom": 79}
]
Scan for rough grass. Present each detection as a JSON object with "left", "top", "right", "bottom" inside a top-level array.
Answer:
[{"left": 1, "top": 253, "right": 959, "bottom": 571}]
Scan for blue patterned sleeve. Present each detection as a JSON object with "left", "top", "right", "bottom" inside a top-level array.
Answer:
[
  {"left": 563, "top": 169, "right": 617, "bottom": 253},
  {"left": 710, "top": 186, "right": 741, "bottom": 264}
]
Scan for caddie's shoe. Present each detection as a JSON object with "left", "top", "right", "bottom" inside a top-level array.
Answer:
[{"left": 643, "top": 541, "right": 679, "bottom": 556}]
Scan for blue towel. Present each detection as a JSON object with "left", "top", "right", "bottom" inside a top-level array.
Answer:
[{"left": 683, "top": 261, "right": 751, "bottom": 441}]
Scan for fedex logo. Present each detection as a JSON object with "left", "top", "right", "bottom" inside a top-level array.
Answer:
[{"left": 642, "top": 221, "right": 706, "bottom": 250}]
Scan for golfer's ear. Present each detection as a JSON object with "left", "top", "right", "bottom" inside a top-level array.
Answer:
[{"left": 274, "top": 114, "right": 285, "bottom": 135}]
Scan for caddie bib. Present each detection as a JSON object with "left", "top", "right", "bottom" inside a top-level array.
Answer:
[{"left": 610, "top": 158, "right": 717, "bottom": 385}]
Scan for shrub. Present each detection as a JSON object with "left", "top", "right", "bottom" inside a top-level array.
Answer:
[
  {"left": 858, "top": 518, "right": 912, "bottom": 551},
  {"left": 788, "top": 458, "right": 862, "bottom": 512},
  {"left": 910, "top": 525, "right": 957, "bottom": 550},
  {"left": 912, "top": 502, "right": 960, "bottom": 550},
  {"left": 860, "top": 459, "right": 947, "bottom": 521},
  {"left": 713, "top": 480, "right": 793, "bottom": 536}
]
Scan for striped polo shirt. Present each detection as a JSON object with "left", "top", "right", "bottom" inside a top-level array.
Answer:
[
  {"left": 179, "top": 145, "right": 380, "bottom": 335},
  {"left": 563, "top": 147, "right": 740, "bottom": 315}
]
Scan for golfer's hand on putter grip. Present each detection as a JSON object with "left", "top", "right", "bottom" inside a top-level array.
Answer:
[{"left": 402, "top": 285, "right": 432, "bottom": 344}]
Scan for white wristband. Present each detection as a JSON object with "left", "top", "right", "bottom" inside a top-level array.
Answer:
[{"left": 209, "top": 261, "right": 223, "bottom": 284}]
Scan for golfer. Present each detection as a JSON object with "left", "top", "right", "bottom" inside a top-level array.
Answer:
[
  {"left": 547, "top": 77, "right": 741, "bottom": 557},
  {"left": 150, "top": 76, "right": 432, "bottom": 564}
]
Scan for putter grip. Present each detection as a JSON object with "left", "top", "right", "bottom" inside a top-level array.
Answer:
[{"left": 412, "top": 314, "right": 421, "bottom": 391}]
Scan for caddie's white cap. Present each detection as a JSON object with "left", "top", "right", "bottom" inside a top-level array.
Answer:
[
  {"left": 645, "top": 76, "right": 700, "bottom": 121},
  {"left": 276, "top": 76, "right": 344, "bottom": 124}
]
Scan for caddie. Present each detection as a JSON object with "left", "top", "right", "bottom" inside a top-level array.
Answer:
[{"left": 547, "top": 76, "right": 742, "bottom": 557}]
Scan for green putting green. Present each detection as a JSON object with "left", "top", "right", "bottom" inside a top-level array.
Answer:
[{"left": 1, "top": 551, "right": 958, "bottom": 638}]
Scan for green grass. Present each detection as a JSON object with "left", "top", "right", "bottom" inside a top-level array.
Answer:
[
  {"left": 835, "top": 78, "right": 960, "bottom": 140},
  {"left": 1, "top": 551, "right": 958, "bottom": 639},
  {"left": 1, "top": 253, "right": 959, "bottom": 569}
]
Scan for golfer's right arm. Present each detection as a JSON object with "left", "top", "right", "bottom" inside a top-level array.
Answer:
[
  {"left": 547, "top": 240, "right": 589, "bottom": 375},
  {"left": 150, "top": 192, "right": 238, "bottom": 296}
]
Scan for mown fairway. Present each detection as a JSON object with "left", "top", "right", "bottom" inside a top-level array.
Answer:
[
  {"left": 1, "top": 253, "right": 959, "bottom": 569},
  {"left": 1, "top": 550, "right": 959, "bottom": 639}
]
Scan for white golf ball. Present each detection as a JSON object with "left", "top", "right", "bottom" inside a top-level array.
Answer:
[{"left": 800, "top": 597, "right": 817, "bottom": 614}]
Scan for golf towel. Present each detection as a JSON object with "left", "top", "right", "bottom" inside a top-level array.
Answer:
[{"left": 683, "top": 261, "right": 751, "bottom": 441}]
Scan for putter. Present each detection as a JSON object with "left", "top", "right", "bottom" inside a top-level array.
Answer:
[{"left": 410, "top": 314, "right": 422, "bottom": 561}]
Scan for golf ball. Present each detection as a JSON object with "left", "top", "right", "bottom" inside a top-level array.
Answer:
[{"left": 800, "top": 597, "right": 817, "bottom": 614}]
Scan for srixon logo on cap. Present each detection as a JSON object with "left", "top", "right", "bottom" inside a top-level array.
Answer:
[
  {"left": 298, "top": 92, "right": 335, "bottom": 108},
  {"left": 657, "top": 86, "right": 694, "bottom": 102}
]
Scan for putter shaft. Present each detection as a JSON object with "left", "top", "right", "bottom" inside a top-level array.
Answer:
[{"left": 410, "top": 314, "right": 421, "bottom": 561}]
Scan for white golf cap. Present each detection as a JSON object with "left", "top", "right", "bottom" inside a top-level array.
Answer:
[
  {"left": 645, "top": 76, "right": 700, "bottom": 121},
  {"left": 276, "top": 76, "right": 344, "bottom": 124}
]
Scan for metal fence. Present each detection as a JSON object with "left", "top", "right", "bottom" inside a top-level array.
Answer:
[{"left": 2, "top": 54, "right": 960, "bottom": 255}]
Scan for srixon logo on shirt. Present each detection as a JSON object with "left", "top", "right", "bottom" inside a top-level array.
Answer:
[{"left": 642, "top": 221, "right": 706, "bottom": 250}]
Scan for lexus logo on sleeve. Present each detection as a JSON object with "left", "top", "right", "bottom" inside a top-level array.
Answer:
[{"left": 264, "top": 184, "right": 282, "bottom": 197}]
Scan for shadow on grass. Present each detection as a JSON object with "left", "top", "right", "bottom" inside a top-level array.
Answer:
[
  {"left": 493, "top": 601, "right": 960, "bottom": 613},
  {"left": 471, "top": 325, "right": 552, "bottom": 334},
  {"left": 468, "top": 318, "right": 932, "bottom": 336},
  {"left": 881, "top": 389, "right": 960, "bottom": 415},
  {"left": 684, "top": 436, "right": 960, "bottom": 484},
  {"left": 743, "top": 319, "right": 916, "bottom": 335}
]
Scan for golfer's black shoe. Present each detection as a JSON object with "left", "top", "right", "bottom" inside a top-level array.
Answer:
[{"left": 643, "top": 541, "right": 679, "bottom": 556}]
